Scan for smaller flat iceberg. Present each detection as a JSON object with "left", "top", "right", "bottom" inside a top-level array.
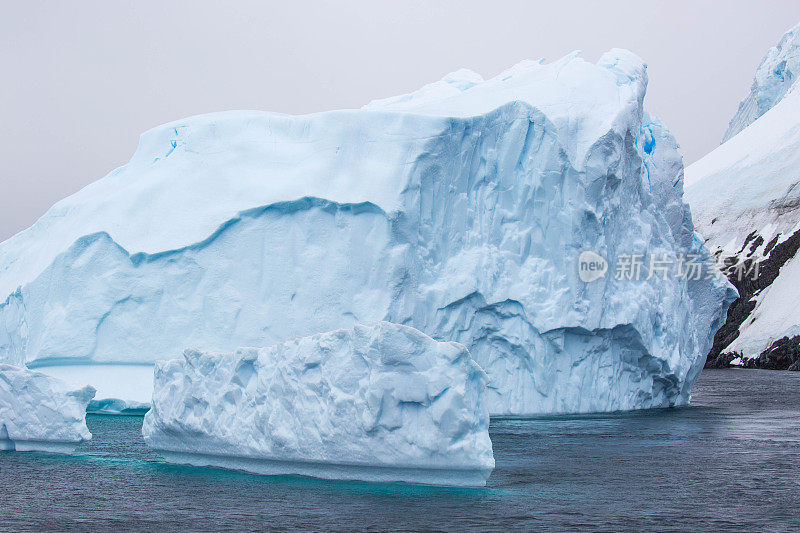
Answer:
[
  {"left": 142, "top": 322, "right": 494, "bottom": 486},
  {"left": 33, "top": 364, "right": 153, "bottom": 415},
  {"left": 0, "top": 364, "right": 94, "bottom": 453}
]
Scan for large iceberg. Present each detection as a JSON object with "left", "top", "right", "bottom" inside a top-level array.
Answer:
[
  {"left": 0, "top": 49, "right": 733, "bottom": 415},
  {"left": 0, "top": 364, "right": 94, "bottom": 453},
  {"left": 142, "top": 322, "right": 494, "bottom": 486},
  {"left": 722, "top": 22, "right": 800, "bottom": 143}
]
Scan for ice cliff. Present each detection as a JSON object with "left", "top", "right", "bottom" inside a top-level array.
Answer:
[
  {"left": 142, "top": 322, "right": 494, "bottom": 486},
  {"left": 0, "top": 49, "right": 733, "bottom": 415},
  {"left": 722, "top": 22, "right": 800, "bottom": 143},
  {"left": 0, "top": 364, "right": 94, "bottom": 452}
]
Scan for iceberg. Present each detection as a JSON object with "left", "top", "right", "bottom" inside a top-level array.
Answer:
[
  {"left": 142, "top": 322, "right": 494, "bottom": 486},
  {"left": 0, "top": 364, "right": 94, "bottom": 453},
  {"left": 722, "top": 22, "right": 800, "bottom": 143},
  {"left": 0, "top": 49, "right": 733, "bottom": 415},
  {"left": 686, "top": 23, "right": 800, "bottom": 368}
]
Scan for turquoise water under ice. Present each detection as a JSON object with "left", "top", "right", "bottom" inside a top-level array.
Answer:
[{"left": 2, "top": 369, "right": 799, "bottom": 531}]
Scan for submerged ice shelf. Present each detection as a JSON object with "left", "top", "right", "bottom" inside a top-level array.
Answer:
[
  {"left": 0, "top": 364, "right": 94, "bottom": 453},
  {"left": 142, "top": 322, "right": 494, "bottom": 487},
  {"left": 0, "top": 49, "right": 734, "bottom": 415}
]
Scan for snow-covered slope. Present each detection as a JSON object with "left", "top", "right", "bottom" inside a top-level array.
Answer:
[
  {"left": 686, "top": 84, "right": 800, "bottom": 255},
  {"left": 722, "top": 22, "right": 800, "bottom": 143},
  {"left": 0, "top": 49, "right": 733, "bottom": 414},
  {"left": 142, "top": 322, "right": 494, "bottom": 486},
  {"left": 686, "top": 35, "right": 800, "bottom": 368},
  {"left": 0, "top": 364, "right": 94, "bottom": 452}
]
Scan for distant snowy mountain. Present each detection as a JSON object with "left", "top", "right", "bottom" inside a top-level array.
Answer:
[
  {"left": 686, "top": 23, "right": 800, "bottom": 370},
  {"left": 722, "top": 22, "right": 800, "bottom": 143}
]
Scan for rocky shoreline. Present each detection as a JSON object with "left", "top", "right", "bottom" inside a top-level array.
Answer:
[{"left": 705, "top": 227, "right": 800, "bottom": 370}]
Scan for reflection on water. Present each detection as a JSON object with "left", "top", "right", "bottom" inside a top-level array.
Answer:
[{"left": 1, "top": 369, "right": 799, "bottom": 531}]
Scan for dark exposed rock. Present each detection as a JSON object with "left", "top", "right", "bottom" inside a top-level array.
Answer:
[
  {"left": 748, "top": 235, "right": 764, "bottom": 255},
  {"left": 736, "top": 230, "right": 758, "bottom": 256},
  {"left": 705, "top": 227, "right": 800, "bottom": 370},
  {"left": 705, "top": 351, "right": 738, "bottom": 369},
  {"left": 764, "top": 234, "right": 780, "bottom": 255},
  {"left": 742, "top": 335, "right": 800, "bottom": 370}
]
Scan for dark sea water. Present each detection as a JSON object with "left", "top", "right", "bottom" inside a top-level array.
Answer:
[{"left": 2, "top": 369, "right": 799, "bottom": 532}]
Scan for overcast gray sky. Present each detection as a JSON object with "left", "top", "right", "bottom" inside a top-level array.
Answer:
[{"left": 3, "top": 0, "right": 800, "bottom": 241}]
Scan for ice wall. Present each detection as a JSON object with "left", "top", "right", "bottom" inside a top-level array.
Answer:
[
  {"left": 0, "top": 364, "right": 94, "bottom": 453},
  {"left": 0, "top": 50, "right": 734, "bottom": 414},
  {"left": 142, "top": 322, "right": 494, "bottom": 486}
]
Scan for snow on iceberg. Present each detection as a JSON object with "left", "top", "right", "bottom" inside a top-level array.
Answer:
[
  {"left": 0, "top": 49, "right": 733, "bottom": 415},
  {"left": 722, "top": 22, "right": 800, "bottom": 143},
  {"left": 142, "top": 322, "right": 494, "bottom": 487},
  {"left": 0, "top": 364, "right": 94, "bottom": 453}
]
